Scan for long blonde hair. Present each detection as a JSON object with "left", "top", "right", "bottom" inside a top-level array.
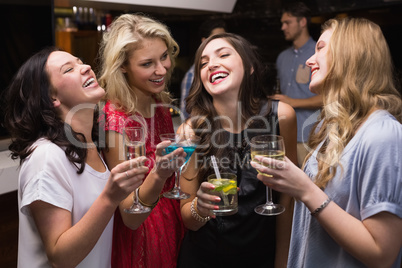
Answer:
[
  {"left": 308, "top": 17, "right": 402, "bottom": 188},
  {"left": 98, "top": 13, "right": 179, "bottom": 115}
]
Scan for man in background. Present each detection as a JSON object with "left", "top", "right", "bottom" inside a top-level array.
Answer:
[
  {"left": 275, "top": 2, "right": 322, "bottom": 166},
  {"left": 180, "top": 18, "right": 227, "bottom": 119}
]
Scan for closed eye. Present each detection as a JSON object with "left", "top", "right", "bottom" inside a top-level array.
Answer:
[
  {"left": 161, "top": 52, "right": 168, "bottom": 61},
  {"left": 63, "top": 67, "right": 73, "bottom": 74},
  {"left": 141, "top": 61, "right": 152, "bottom": 67}
]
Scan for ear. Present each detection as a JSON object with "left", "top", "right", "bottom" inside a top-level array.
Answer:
[
  {"left": 120, "top": 66, "right": 127, "bottom": 73},
  {"left": 51, "top": 93, "right": 61, "bottom": 108},
  {"left": 299, "top": 17, "right": 307, "bottom": 28},
  {"left": 52, "top": 98, "right": 61, "bottom": 108},
  {"left": 250, "top": 66, "right": 254, "bottom": 75}
]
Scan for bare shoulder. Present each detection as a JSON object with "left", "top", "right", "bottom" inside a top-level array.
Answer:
[{"left": 277, "top": 101, "right": 296, "bottom": 121}]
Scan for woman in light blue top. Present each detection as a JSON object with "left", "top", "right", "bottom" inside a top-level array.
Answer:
[{"left": 251, "top": 17, "right": 402, "bottom": 267}]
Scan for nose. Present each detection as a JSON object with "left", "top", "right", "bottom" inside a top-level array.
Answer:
[
  {"left": 281, "top": 23, "right": 286, "bottom": 31},
  {"left": 306, "top": 54, "right": 315, "bottom": 68},
  {"left": 208, "top": 58, "right": 219, "bottom": 71},
  {"left": 155, "top": 61, "right": 167, "bottom": 76},
  {"left": 80, "top": 63, "right": 91, "bottom": 74}
]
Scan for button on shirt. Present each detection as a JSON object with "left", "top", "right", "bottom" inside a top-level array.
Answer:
[{"left": 276, "top": 37, "right": 318, "bottom": 143}]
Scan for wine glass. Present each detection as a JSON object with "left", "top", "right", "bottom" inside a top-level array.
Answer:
[
  {"left": 160, "top": 133, "right": 201, "bottom": 199},
  {"left": 250, "top": 134, "right": 285, "bottom": 216},
  {"left": 123, "top": 127, "right": 151, "bottom": 214}
]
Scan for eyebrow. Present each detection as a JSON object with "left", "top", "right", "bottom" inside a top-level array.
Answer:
[
  {"left": 138, "top": 49, "right": 169, "bottom": 63},
  {"left": 201, "top": 46, "right": 230, "bottom": 60},
  {"left": 59, "top": 57, "right": 81, "bottom": 72},
  {"left": 316, "top": 40, "right": 325, "bottom": 48}
]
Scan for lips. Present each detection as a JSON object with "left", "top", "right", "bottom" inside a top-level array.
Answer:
[
  {"left": 83, "top": 77, "right": 95, "bottom": 88},
  {"left": 150, "top": 77, "right": 165, "bottom": 84},
  {"left": 310, "top": 68, "right": 318, "bottom": 79},
  {"left": 209, "top": 71, "right": 228, "bottom": 84}
]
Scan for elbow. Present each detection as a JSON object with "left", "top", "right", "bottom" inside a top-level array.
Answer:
[
  {"left": 122, "top": 219, "right": 141, "bottom": 230},
  {"left": 184, "top": 224, "right": 201, "bottom": 232},
  {"left": 362, "top": 253, "right": 399, "bottom": 268},
  {"left": 48, "top": 258, "right": 81, "bottom": 268},
  {"left": 365, "top": 259, "right": 397, "bottom": 268},
  {"left": 183, "top": 218, "right": 202, "bottom": 231}
]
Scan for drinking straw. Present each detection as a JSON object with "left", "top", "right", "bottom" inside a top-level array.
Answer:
[
  {"left": 211, "top": 156, "right": 221, "bottom": 180},
  {"left": 211, "top": 156, "right": 229, "bottom": 206}
]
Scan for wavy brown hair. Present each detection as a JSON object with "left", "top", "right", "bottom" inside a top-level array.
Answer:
[
  {"left": 186, "top": 33, "right": 268, "bottom": 182},
  {"left": 307, "top": 18, "right": 402, "bottom": 188},
  {"left": 3, "top": 47, "right": 98, "bottom": 173}
]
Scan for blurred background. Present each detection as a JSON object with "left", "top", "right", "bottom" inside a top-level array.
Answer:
[{"left": 1, "top": 0, "right": 402, "bottom": 266}]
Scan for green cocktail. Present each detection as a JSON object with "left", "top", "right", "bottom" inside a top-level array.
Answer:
[{"left": 208, "top": 173, "right": 238, "bottom": 216}]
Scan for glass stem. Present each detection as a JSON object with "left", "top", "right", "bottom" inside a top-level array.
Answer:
[
  {"left": 134, "top": 187, "right": 142, "bottom": 207},
  {"left": 174, "top": 168, "right": 182, "bottom": 189},
  {"left": 175, "top": 167, "right": 182, "bottom": 190},
  {"left": 266, "top": 186, "right": 274, "bottom": 205}
]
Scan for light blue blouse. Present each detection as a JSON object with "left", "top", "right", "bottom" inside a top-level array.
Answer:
[{"left": 288, "top": 110, "right": 402, "bottom": 267}]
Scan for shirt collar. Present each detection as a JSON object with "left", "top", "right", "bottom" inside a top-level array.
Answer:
[{"left": 294, "top": 37, "right": 314, "bottom": 54}]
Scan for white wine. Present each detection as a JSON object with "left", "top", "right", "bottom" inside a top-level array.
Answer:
[
  {"left": 251, "top": 150, "right": 285, "bottom": 176},
  {"left": 126, "top": 141, "right": 146, "bottom": 160}
]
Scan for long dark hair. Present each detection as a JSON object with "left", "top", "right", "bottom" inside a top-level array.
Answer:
[
  {"left": 185, "top": 33, "right": 267, "bottom": 182},
  {"left": 3, "top": 47, "right": 97, "bottom": 173}
]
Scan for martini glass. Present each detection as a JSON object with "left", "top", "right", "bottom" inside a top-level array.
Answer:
[
  {"left": 250, "top": 134, "right": 285, "bottom": 216},
  {"left": 160, "top": 133, "right": 200, "bottom": 199}
]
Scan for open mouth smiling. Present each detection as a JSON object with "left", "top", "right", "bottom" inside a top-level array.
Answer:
[
  {"left": 210, "top": 72, "right": 228, "bottom": 83},
  {"left": 150, "top": 77, "right": 164, "bottom": 83},
  {"left": 83, "top": 78, "right": 95, "bottom": 88}
]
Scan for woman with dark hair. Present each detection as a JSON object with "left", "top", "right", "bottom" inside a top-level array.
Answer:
[
  {"left": 3, "top": 47, "right": 148, "bottom": 267},
  {"left": 176, "top": 33, "right": 298, "bottom": 267},
  {"left": 252, "top": 18, "right": 402, "bottom": 267}
]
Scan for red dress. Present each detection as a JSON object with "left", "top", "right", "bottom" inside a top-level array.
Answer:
[{"left": 102, "top": 100, "right": 186, "bottom": 268}]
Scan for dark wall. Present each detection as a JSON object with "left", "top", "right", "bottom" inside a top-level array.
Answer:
[
  {"left": 154, "top": 0, "right": 402, "bottom": 97},
  {"left": 0, "top": 0, "right": 55, "bottom": 138}
]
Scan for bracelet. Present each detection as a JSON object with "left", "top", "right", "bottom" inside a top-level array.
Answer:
[
  {"left": 191, "top": 197, "right": 210, "bottom": 223},
  {"left": 310, "top": 198, "right": 331, "bottom": 216},
  {"left": 135, "top": 187, "right": 160, "bottom": 209}
]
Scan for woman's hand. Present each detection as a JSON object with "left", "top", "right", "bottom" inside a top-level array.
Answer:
[
  {"left": 251, "top": 155, "right": 317, "bottom": 202},
  {"left": 195, "top": 181, "right": 222, "bottom": 219},
  {"left": 104, "top": 156, "right": 149, "bottom": 206},
  {"left": 151, "top": 140, "right": 186, "bottom": 181}
]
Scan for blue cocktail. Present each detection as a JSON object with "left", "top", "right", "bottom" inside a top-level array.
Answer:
[{"left": 160, "top": 134, "right": 200, "bottom": 199}]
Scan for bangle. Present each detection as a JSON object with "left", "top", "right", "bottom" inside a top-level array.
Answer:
[
  {"left": 310, "top": 198, "right": 331, "bottom": 216},
  {"left": 135, "top": 187, "right": 160, "bottom": 209},
  {"left": 191, "top": 197, "right": 210, "bottom": 223}
]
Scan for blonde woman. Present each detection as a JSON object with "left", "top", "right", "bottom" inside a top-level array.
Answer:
[
  {"left": 252, "top": 17, "right": 402, "bottom": 267},
  {"left": 98, "top": 13, "right": 186, "bottom": 267}
]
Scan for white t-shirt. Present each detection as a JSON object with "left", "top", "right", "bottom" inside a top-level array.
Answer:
[{"left": 18, "top": 139, "right": 112, "bottom": 268}]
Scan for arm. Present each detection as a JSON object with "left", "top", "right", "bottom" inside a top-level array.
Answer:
[
  {"left": 103, "top": 131, "right": 185, "bottom": 230},
  {"left": 30, "top": 159, "right": 148, "bottom": 267},
  {"left": 273, "top": 94, "right": 322, "bottom": 110},
  {"left": 178, "top": 123, "right": 218, "bottom": 231},
  {"left": 275, "top": 101, "right": 297, "bottom": 268},
  {"left": 251, "top": 158, "right": 402, "bottom": 268}
]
